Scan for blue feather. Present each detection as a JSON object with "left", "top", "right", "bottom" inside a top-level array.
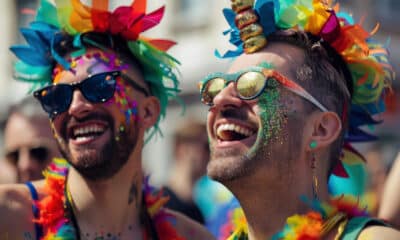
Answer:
[
  {"left": 255, "top": 1, "right": 277, "bottom": 36},
  {"left": 222, "top": 8, "right": 237, "bottom": 30},
  {"left": 20, "top": 28, "right": 49, "bottom": 55},
  {"left": 10, "top": 46, "right": 51, "bottom": 66}
]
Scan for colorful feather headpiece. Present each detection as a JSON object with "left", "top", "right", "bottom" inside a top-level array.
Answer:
[
  {"left": 218, "top": 0, "right": 395, "bottom": 198},
  {"left": 10, "top": 0, "right": 181, "bottom": 138}
]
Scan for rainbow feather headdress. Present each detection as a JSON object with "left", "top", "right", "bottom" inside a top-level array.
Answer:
[
  {"left": 218, "top": 0, "right": 395, "bottom": 199},
  {"left": 10, "top": 0, "right": 181, "bottom": 138}
]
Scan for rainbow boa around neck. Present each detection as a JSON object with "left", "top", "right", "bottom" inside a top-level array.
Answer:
[
  {"left": 223, "top": 195, "right": 369, "bottom": 240},
  {"left": 35, "top": 158, "right": 185, "bottom": 240}
]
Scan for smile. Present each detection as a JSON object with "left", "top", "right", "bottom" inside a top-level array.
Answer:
[
  {"left": 68, "top": 122, "right": 108, "bottom": 144},
  {"left": 216, "top": 123, "right": 256, "bottom": 142}
]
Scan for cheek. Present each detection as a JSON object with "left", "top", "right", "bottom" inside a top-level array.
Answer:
[
  {"left": 50, "top": 120, "right": 65, "bottom": 146},
  {"left": 256, "top": 88, "right": 287, "bottom": 142},
  {"left": 105, "top": 79, "right": 139, "bottom": 126},
  {"left": 206, "top": 110, "right": 216, "bottom": 139},
  {"left": 50, "top": 116, "right": 64, "bottom": 137}
]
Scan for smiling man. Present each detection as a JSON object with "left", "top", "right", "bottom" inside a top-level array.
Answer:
[
  {"left": 199, "top": 0, "right": 399, "bottom": 239},
  {"left": 0, "top": 1, "right": 213, "bottom": 239}
]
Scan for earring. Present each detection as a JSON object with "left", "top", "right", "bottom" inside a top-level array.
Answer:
[
  {"left": 309, "top": 141, "right": 318, "bottom": 200},
  {"left": 311, "top": 153, "right": 319, "bottom": 200},
  {"left": 310, "top": 140, "right": 317, "bottom": 149}
]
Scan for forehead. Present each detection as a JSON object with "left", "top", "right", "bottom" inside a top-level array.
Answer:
[
  {"left": 4, "top": 113, "right": 53, "bottom": 147},
  {"left": 228, "top": 42, "right": 304, "bottom": 79},
  {"left": 55, "top": 48, "right": 145, "bottom": 85}
]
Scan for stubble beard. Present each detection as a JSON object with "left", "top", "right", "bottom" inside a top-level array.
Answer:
[
  {"left": 58, "top": 122, "right": 138, "bottom": 181},
  {"left": 207, "top": 142, "right": 265, "bottom": 183}
]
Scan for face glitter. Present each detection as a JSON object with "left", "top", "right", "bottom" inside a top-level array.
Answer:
[{"left": 247, "top": 79, "right": 285, "bottom": 158}]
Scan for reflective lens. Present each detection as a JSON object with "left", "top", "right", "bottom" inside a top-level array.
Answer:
[
  {"left": 80, "top": 73, "right": 116, "bottom": 103},
  {"left": 201, "top": 78, "right": 226, "bottom": 105},
  {"left": 34, "top": 71, "right": 118, "bottom": 117},
  {"left": 200, "top": 71, "right": 267, "bottom": 105},
  {"left": 236, "top": 71, "right": 266, "bottom": 99},
  {"left": 38, "top": 85, "right": 73, "bottom": 117}
]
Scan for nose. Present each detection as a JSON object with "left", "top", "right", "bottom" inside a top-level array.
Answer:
[
  {"left": 212, "top": 82, "right": 243, "bottom": 108},
  {"left": 68, "top": 89, "right": 94, "bottom": 118}
]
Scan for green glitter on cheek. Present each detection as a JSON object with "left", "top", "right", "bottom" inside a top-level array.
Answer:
[{"left": 248, "top": 83, "right": 284, "bottom": 156}]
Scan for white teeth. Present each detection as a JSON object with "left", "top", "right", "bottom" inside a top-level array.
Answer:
[
  {"left": 75, "top": 136, "right": 95, "bottom": 142},
  {"left": 73, "top": 124, "right": 105, "bottom": 137},
  {"left": 216, "top": 123, "right": 254, "bottom": 139}
]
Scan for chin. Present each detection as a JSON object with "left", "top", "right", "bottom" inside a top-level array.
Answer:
[{"left": 207, "top": 147, "right": 255, "bottom": 183}]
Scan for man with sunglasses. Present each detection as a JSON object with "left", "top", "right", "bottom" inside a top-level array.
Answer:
[
  {"left": 2, "top": 96, "right": 61, "bottom": 183},
  {"left": 0, "top": 1, "right": 213, "bottom": 239},
  {"left": 199, "top": 1, "right": 399, "bottom": 239}
]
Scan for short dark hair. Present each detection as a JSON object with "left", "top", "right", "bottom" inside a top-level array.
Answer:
[{"left": 268, "top": 30, "right": 352, "bottom": 174}]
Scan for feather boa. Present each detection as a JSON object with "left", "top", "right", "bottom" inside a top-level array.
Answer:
[
  {"left": 223, "top": 195, "right": 369, "bottom": 240},
  {"left": 35, "top": 158, "right": 184, "bottom": 240}
]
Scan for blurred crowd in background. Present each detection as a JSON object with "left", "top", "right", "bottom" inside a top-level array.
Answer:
[{"left": 0, "top": 0, "right": 399, "bottom": 236}]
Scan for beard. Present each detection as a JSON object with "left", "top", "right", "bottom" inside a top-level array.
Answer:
[
  {"left": 207, "top": 110, "right": 305, "bottom": 185},
  {"left": 57, "top": 113, "right": 138, "bottom": 181},
  {"left": 208, "top": 145, "right": 253, "bottom": 182},
  {"left": 207, "top": 136, "right": 273, "bottom": 183}
]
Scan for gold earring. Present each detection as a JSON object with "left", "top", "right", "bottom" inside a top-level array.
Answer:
[{"left": 311, "top": 152, "right": 319, "bottom": 200}]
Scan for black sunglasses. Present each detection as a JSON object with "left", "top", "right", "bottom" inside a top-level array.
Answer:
[
  {"left": 5, "top": 146, "right": 50, "bottom": 164},
  {"left": 34, "top": 71, "right": 148, "bottom": 117}
]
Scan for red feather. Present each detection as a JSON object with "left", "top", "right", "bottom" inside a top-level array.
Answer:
[
  {"left": 141, "top": 6, "right": 165, "bottom": 32},
  {"left": 147, "top": 39, "right": 177, "bottom": 51}
]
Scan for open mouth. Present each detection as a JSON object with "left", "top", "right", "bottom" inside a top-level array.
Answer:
[
  {"left": 216, "top": 123, "right": 256, "bottom": 141},
  {"left": 69, "top": 123, "right": 108, "bottom": 144}
]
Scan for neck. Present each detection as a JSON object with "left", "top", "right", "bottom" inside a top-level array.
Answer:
[
  {"left": 67, "top": 156, "right": 144, "bottom": 237},
  {"left": 224, "top": 169, "right": 330, "bottom": 240}
]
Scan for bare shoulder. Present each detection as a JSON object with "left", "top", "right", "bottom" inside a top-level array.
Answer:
[
  {"left": 164, "top": 208, "right": 216, "bottom": 240},
  {"left": 358, "top": 225, "right": 400, "bottom": 240},
  {"left": 0, "top": 181, "right": 45, "bottom": 239}
]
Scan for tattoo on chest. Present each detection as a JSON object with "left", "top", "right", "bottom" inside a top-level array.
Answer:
[{"left": 80, "top": 225, "right": 137, "bottom": 240}]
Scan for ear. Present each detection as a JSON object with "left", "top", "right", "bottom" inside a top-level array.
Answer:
[
  {"left": 139, "top": 96, "right": 161, "bottom": 130},
  {"left": 307, "top": 111, "right": 342, "bottom": 151}
]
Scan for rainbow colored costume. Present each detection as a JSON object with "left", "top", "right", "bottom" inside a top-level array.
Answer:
[
  {"left": 34, "top": 158, "right": 184, "bottom": 239},
  {"left": 213, "top": 0, "right": 395, "bottom": 239}
]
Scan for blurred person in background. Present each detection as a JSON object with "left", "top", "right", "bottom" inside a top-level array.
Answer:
[
  {"left": 0, "top": 159, "right": 16, "bottom": 184},
  {"left": 379, "top": 152, "right": 400, "bottom": 228},
  {"left": 2, "top": 95, "right": 60, "bottom": 182},
  {"left": 164, "top": 119, "right": 208, "bottom": 224}
]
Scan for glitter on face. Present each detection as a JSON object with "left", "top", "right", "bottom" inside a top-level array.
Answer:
[
  {"left": 247, "top": 78, "right": 285, "bottom": 158},
  {"left": 106, "top": 78, "right": 139, "bottom": 126}
]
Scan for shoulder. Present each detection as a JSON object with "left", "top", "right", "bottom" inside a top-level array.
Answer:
[
  {"left": 358, "top": 226, "right": 400, "bottom": 240},
  {"left": 0, "top": 181, "right": 45, "bottom": 239},
  {"left": 163, "top": 208, "right": 216, "bottom": 240}
]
